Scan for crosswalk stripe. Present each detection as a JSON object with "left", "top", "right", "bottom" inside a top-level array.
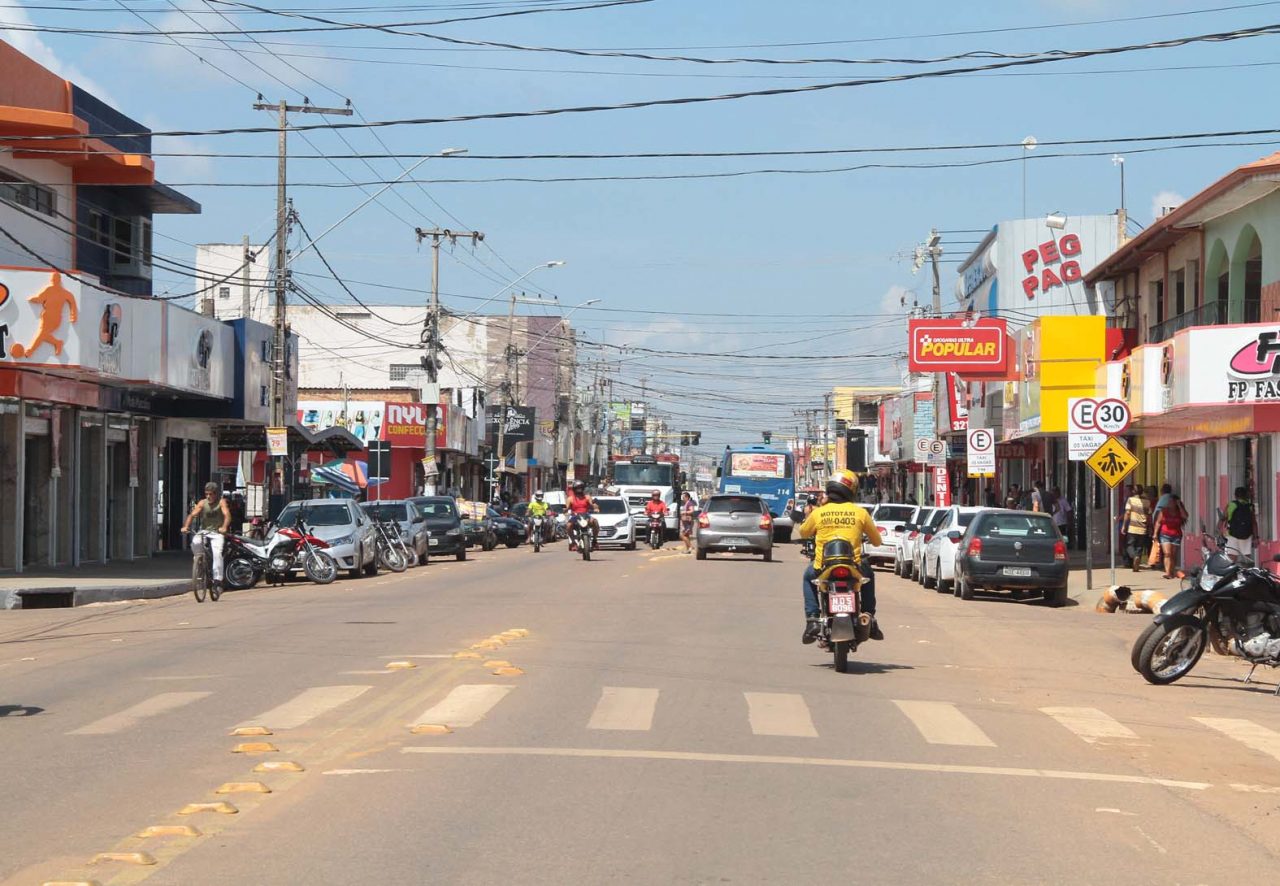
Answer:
[
  {"left": 237, "top": 685, "right": 372, "bottom": 730},
  {"left": 1195, "top": 717, "right": 1280, "bottom": 763},
  {"left": 1042, "top": 707, "right": 1140, "bottom": 743},
  {"left": 744, "top": 692, "right": 818, "bottom": 738},
  {"left": 894, "top": 700, "right": 994, "bottom": 747},
  {"left": 588, "top": 687, "right": 659, "bottom": 731},
  {"left": 68, "top": 692, "right": 212, "bottom": 735},
  {"left": 411, "top": 684, "right": 514, "bottom": 729}
]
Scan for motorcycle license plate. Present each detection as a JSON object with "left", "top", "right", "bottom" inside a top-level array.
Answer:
[
  {"left": 829, "top": 593, "right": 856, "bottom": 614},
  {"left": 722, "top": 537, "right": 748, "bottom": 547},
  {"left": 1002, "top": 566, "right": 1032, "bottom": 577},
  {"left": 429, "top": 538, "right": 439, "bottom": 547}
]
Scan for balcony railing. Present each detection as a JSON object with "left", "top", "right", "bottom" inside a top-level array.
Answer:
[{"left": 1148, "top": 301, "right": 1226, "bottom": 343}]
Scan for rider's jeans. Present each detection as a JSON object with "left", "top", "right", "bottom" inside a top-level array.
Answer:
[
  {"left": 192, "top": 532, "right": 225, "bottom": 582},
  {"left": 803, "top": 562, "right": 876, "bottom": 618}
]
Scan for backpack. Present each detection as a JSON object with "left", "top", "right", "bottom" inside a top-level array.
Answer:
[{"left": 1228, "top": 500, "right": 1254, "bottom": 539}]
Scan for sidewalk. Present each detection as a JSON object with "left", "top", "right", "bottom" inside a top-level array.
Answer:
[
  {"left": 0, "top": 553, "right": 191, "bottom": 610},
  {"left": 1066, "top": 549, "right": 1180, "bottom": 608}
]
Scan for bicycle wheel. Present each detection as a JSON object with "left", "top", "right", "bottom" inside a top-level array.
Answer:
[
  {"left": 209, "top": 572, "right": 222, "bottom": 602},
  {"left": 192, "top": 551, "right": 208, "bottom": 603}
]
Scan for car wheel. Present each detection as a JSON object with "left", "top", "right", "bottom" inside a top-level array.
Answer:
[
  {"left": 626, "top": 540, "right": 637, "bottom": 551},
  {"left": 696, "top": 548, "right": 707, "bottom": 561},
  {"left": 763, "top": 548, "right": 773, "bottom": 562},
  {"left": 505, "top": 539, "right": 520, "bottom": 549},
  {"left": 363, "top": 555, "right": 379, "bottom": 577},
  {"left": 935, "top": 560, "right": 950, "bottom": 593},
  {"left": 347, "top": 545, "right": 363, "bottom": 579},
  {"left": 1045, "top": 584, "right": 1069, "bottom": 607},
  {"left": 922, "top": 559, "right": 935, "bottom": 589},
  {"left": 958, "top": 574, "right": 975, "bottom": 600},
  {"left": 456, "top": 547, "right": 467, "bottom": 562}
]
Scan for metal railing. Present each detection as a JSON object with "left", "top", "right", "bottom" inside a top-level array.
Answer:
[{"left": 1148, "top": 301, "right": 1226, "bottom": 343}]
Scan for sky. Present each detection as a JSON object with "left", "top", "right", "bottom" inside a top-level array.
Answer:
[{"left": 4, "top": 0, "right": 1280, "bottom": 444}]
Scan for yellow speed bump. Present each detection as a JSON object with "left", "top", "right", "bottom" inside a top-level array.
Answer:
[
  {"left": 136, "top": 825, "right": 201, "bottom": 838},
  {"left": 483, "top": 660, "right": 512, "bottom": 668},
  {"left": 506, "top": 628, "right": 530, "bottom": 637},
  {"left": 215, "top": 781, "right": 272, "bottom": 794},
  {"left": 91, "top": 852, "right": 157, "bottom": 866},
  {"left": 385, "top": 660, "right": 417, "bottom": 670},
  {"left": 499, "top": 631, "right": 523, "bottom": 640},
  {"left": 42, "top": 881, "right": 102, "bottom": 886},
  {"left": 232, "top": 741, "right": 278, "bottom": 754},
  {"left": 453, "top": 651, "right": 482, "bottom": 660},
  {"left": 230, "top": 725, "right": 272, "bottom": 737},
  {"left": 485, "top": 636, "right": 508, "bottom": 646},
  {"left": 178, "top": 801, "right": 239, "bottom": 815},
  {"left": 470, "top": 642, "right": 499, "bottom": 651},
  {"left": 491, "top": 667, "right": 525, "bottom": 676},
  {"left": 254, "top": 760, "right": 304, "bottom": 773},
  {"left": 409, "top": 723, "right": 453, "bottom": 735}
]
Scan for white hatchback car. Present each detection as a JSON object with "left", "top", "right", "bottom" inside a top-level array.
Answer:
[
  {"left": 920, "top": 506, "right": 986, "bottom": 593},
  {"left": 895, "top": 506, "right": 935, "bottom": 577},
  {"left": 594, "top": 496, "right": 637, "bottom": 550},
  {"left": 864, "top": 503, "right": 919, "bottom": 570}
]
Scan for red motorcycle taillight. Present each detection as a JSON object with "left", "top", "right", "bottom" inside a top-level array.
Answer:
[
  {"left": 967, "top": 538, "right": 982, "bottom": 558},
  {"left": 1054, "top": 540, "right": 1067, "bottom": 561},
  {"left": 828, "top": 566, "right": 853, "bottom": 580}
]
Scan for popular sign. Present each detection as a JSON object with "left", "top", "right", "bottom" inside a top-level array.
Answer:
[{"left": 907, "top": 319, "right": 1008, "bottom": 373}]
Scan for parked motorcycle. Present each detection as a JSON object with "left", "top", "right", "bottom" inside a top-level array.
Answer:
[
  {"left": 370, "top": 517, "right": 410, "bottom": 573},
  {"left": 223, "top": 520, "right": 338, "bottom": 589},
  {"left": 1132, "top": 541, "right": 1280, "bottom": 689},
  {"left": 647, "top": 513, "right": 665, "bottom": 550},
  {"left": 566, "top": 514, "right": 592, "bottom": 562},
  {"left": 807, "top": 539, "right": 871, "bottom": 674}
]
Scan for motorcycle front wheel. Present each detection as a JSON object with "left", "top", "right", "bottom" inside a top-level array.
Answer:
[
  {"left": 224, "top": 557, "right": 258, "bottom": 591},
  {"left": 303, "top": 549, "right": 338, "bottom": 585},
  {"left": 379, "top": 544, "right": 408, "bottom": 573},
  {"left": 1136, "top": 614, "right": 1206, "bottom": 685}
]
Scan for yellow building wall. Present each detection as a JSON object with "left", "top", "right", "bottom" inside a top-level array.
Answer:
[{"left": 1038, "top": 315, "right": 1107, "bottom": 433}]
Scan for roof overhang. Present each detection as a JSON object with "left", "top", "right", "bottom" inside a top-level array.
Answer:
[{"left": 1, "top": 104, "right": 155, "bottom": 186}]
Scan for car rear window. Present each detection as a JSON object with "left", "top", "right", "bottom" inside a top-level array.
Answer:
[
  {"left": 927, "top": 510, "right": 948, "bottom": 529},
  {"left": 707, "top": 496, "right": 764, "bottom": 514},
  {"left": 980, "top": 513, "right": 1056, "bottom": 538},
  {"left": 957, "top": 512, "right": 977, "bottom": 529},
  {"left": 362, "top": 504, "right": 407, "bottom": 522},
  {"left": 413, "top": 499, "right": 458, "bottom": 518},
  {"left": 279, "top": 503, "right": 351, "bottom": 527},
  {"left": 597, "top": 499, "right": 628, "bottom": 514},
  {"left": 876, "top": 505, "right": 915, "bottom": 523}
]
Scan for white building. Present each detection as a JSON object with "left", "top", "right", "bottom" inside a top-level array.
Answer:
[{"left": 194, "top": 242, "right": 271, "bottom": 323}]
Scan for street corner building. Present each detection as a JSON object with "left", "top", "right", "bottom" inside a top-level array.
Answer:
[{"left": 0, "top": 41, "right": 284, "bottom": 573}]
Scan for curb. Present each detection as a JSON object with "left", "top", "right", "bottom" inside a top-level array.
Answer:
[{"left": 1, "top": 581, "right": 190, "bottom": 609}]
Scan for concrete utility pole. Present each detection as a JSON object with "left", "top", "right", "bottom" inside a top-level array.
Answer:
[
  {"left": 493, "top": 291, "right": 518, "bottom": 499},
  {"left": 240, "top": 234, "right": 253, "bottom": 322},
  {"left": 414, "top": 227, "right": 485, "bottom": 495},
  {"left": 253, "top": 99, "right": 351, "bottom": 509}
]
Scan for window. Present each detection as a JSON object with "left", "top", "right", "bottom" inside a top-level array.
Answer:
[
  {"left": 389, "top": 363, "right": 419, "bottom": 382},
  {"left": 362, "top": 503, "right": 408, "bottom": 522},
  {"left": 276, "top": 503, "right": 353, "bottom": 527},
  {"left": 218, "top": 286, "right": 231, "bottom": 300},
  {"left": 0, "top": 169, "right": 55, "bottom": 216},
  {"left": 857, "top": 402, "right": 879, "bottom": 424},
  {"left": 980, "top": 513, "right": 1056, "bottom": 538},
  {"left": 707, "top": 496, "right": 766, "bottom": 514},
  {"left": 875, "top": 505, "right": 916, "bottom": 523},
  {"left": 87, "top": 209, "right": 111, "bottom": 246},
  {"left": 1171, "top": 268, "right": 1185, "bottom": 317},
  {"left": 1150, "top": 280, "right": 1165, "bottom": 325},
  {"left": 1187, "top": 260, "right": 1200, "bottom": 309},
  {"left": 595, "top": 499, "right": 628, "bottom": 515},
  {"left": 108, "top": 216, "right": 152, "bottom": 276}
]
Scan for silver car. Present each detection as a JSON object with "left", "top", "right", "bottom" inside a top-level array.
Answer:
[
  {"left": 695, "top": 494, "right": 774, "bottom": 562},
  {"left": 275, "top": 499, "right": 378, "bottom": 579},
  {"left": 361, "top": 499, "right": 430, "bottom": 566}
]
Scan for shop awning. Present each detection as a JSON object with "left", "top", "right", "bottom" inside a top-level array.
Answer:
[{"left": 213, "top": 423, "right": 364, "bottom": 455}]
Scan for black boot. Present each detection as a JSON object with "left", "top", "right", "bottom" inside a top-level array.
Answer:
[
  {"left": 802, "top": 618, "right": 820, "bottom": 645},
  {"left": 869, "top": 618, "right": 885, "bottom": 641}
]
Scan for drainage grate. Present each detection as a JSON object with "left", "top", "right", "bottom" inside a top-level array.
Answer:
[{"left": 18, "top": 590, "right": 74, "bottom": 609}]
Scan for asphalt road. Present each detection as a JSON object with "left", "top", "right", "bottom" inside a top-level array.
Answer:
[{"left": 3, "top": 540, "right": 1280, "bottom": 885}]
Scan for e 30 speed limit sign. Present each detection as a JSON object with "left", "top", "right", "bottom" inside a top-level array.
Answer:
[{"left": 1093, "top": 398, "right": 1131, "bottom": 435}]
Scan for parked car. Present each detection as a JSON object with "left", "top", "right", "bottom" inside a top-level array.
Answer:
[
  {"left": 953, "top": 510, "right": 1069, "bottom": 606},
  {"left": 895, "top": 507, "right": 935, "bottom": 577},
  {"left": 912, "top": 508, "right": 950, "bottom": 583},
  {"left": 275, "top": 499, "right": 377, "bottom": 579},
  {"left": 695, "top": 494, "right": 774, "bottom": 561},
  {"left": 405, "top": 495, "right": 467, "bottom": 561},
  {"left": 864, "top": 503, "right": 918, "bottom": 570},
  {"left": 360, "top": 499, "right": 429, "bottom": 567},
  {"left": 486, "top": 507, "right": 526, "bottom": 548},
  {"left": 594, "top": 496, "right": 637, "bottom": 549},
  {"left": 920, "top": 506, "right": 985, "bottom": 593}
]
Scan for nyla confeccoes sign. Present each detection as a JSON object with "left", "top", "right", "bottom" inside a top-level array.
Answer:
[{"left": 907, "top": 318, "right": 1008, "bottom": 373}]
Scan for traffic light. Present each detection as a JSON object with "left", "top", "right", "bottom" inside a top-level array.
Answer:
[
  {"left": 762, "top": 431, "right": 772, "bottom": 443},
  {"left": 692, "top": 432, "right": 701, "bottom": 446},
  {"left": 680, "top": 433, "right": 690, "bottom": 446}
]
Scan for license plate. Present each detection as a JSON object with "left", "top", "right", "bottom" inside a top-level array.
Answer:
[
  {"left": 429, "top": 538, "right": 439, "bottom": 547},
  {"left": 829, "top": 593, "right": 856, "bottom": 614},
  {"left": 1002, "top": 566, "right": 1032, "bottom": 577},
  {"left": 722, "top": 537, "right": 748, "bottom": 547}
]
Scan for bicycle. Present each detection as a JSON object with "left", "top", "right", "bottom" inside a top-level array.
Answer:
[{"left": 185, "top": 529, "right": 223, "bottom": 603}]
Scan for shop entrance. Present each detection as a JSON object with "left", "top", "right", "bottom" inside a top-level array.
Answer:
[{"left": 23, "top": 435, "right": 51, "bottom": 567}]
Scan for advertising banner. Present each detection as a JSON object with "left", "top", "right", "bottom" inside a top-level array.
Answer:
[
  {"left": 946, "top": 372, "right": 969, "bottom": 432},
  {"left": 266, "top": 427, "right": 289, "bottom": 457},
  {"left": 933, "top": 467, "right": 952, "bottom": 507},
  {"left": 485, "top": 405, "right": 536, "bottom": 448},
  {"left": 908, "top": 319, "right": 1008, "bottom": 373},
  {"left": 298, "top": 400, "right": 385, "bottom": 445},
  {"left": 730, "top": 452, "right": 787, "bottom": 479}
]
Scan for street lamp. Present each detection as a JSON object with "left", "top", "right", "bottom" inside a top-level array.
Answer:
[{"left": 448, "top": 261, "right": 565, "bottom": 325}]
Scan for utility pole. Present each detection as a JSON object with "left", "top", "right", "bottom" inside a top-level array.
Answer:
[
  {"left": 923, "top": 227, "right": 944, "bottom": 506},
  {"left": 414, "top": 227, "right": 485, "bottom": 495},
  {"left": 240, "top": 234, "right": 253, "bottom": 321},
  {"left": 823, "top": 393, "right": 834, "bottom": 483},
  {"left": 494, "top": 291, "right": 518, "bottom": 500},
  {"left": 253, "top": 98, "right": 351, "bottom": 511}
]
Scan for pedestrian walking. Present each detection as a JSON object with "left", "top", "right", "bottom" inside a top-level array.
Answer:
[
  {"left": 1030, "top": 480, "right": 1047, "bottom": 512},
  {"left": 678, "top": 491, "right": 697, "bottom": 554},
  {"left": 1121, "top": 486, "right": 1151, "bottom": 571},
  {"left": 1221, "top": 486, "right": 1259, "bottom": 561},
  {"left": 1004, "top": 484, "right": 1021, "bottom": 510},
  {"left": 1153, "top": 490, "right": 1188, "bottom": 579},
  {"left": 1052, "top": 486, "right": 1072, "bottom": 546}
]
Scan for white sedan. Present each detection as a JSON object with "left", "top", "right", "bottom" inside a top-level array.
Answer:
[
  {"left": 920, "top": 506, "right": 985, "bottom": 593},
  {"left": 864, "top": 503, "right": 919, "bottom": 569},
  {"left": 594, "top": 496, "right": 637, "bottom": 550}
]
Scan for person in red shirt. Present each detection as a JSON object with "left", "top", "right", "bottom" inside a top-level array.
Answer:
[
  {"left": 566, "top": 481, "right": 600, "bottom": 549},
  {"left": 643, "top": 490, "right": 668, "bottom": 518}
]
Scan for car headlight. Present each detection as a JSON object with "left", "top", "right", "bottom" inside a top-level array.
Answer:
[
  {"left": 329, "top": 534, "right": 353, "bottom": 547},
  {"left": 446, "top": 527, "right": 462, "bottom": 536}
]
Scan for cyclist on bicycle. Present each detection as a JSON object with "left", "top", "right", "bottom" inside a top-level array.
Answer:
[{"left": 182, "top": 482, "right": 231, "bottom": 590}]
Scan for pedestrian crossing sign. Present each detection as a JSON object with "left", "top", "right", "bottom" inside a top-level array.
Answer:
[{"left": 1086, "top": 436, "right": 1139, "bottom": 488}]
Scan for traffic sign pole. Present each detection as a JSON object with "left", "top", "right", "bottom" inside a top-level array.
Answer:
[{"left": 1110, "top": 486, "right": 1116, "bottom": 587}]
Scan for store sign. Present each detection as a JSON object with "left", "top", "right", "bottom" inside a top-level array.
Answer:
[
  {"left": 947, "top": 372, "right": 969, "bottom": 432},
  {"left": 1021, "top": 233, "right": 1084, "bottom": 301},
  {"left": 1227, "top": 328, "right": 1280, "bottom": 401},
  {"left": 933, "top": 467, "right": 952, "bottom": 507},
  {"left": 908, "top": 319, "right": 1008, "bottom": 373},
  {"left": 485, "top": 405, "right": 536, "bottom": 447}
]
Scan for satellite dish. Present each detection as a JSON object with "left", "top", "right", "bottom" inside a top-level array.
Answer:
[{"left": 1022, "top": 136, "right": 1038, "bottom": 151}]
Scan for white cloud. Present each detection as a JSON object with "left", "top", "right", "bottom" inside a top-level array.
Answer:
[
  {"left": 1150, "top": 190, "right": 1186, "bottom": 222},
  {"left": 0, "top": 8, "right": 117, "bottom": 106}
]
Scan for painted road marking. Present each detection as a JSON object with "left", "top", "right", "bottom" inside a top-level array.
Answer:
[
  {"left": 237, "top": 685, "right": 372, "bottom": 730},
  {"left": 410, "top": 684, "right": 514, "bottom": 729},
  {"left": 1195, "top": 717, "right": 1280, "bottom": 763},
  {"left": 744, "top": 692, "right": 818, "bottom": 738},
  {"left": 1042, "top": 707, "right": 1140, "bottom": 744},
  {"left": 588, "top": 687, "right": 659, "bottom": 731},
  {"left": 400, "top": 746, "right": 1211, "bottom": 791},
  {"left": 68, "top": 691, "right": 212, "bottom": 735},
  {"left": 894, "top": 700, "right": 995, "bottom": 747}
]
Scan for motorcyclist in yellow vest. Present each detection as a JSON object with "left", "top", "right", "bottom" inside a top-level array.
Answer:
[
  {"left": 798, "top": 469, "right": 883, "bottom": 644},
  {"left": 526, "top": 491, "right": 549, "bottom": 542}
]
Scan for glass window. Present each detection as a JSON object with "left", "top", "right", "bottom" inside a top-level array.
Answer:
[
  {"left": 979, "top": 513, "right": 1056, "bottom": 537},
  {"left": 362, "top": 503, "right": 408, "bottom": 522},
  {"left": 0, "top": 170, "right": 55, "bottom": 216},
  {"left": 596, "top": 499, "right": 628, "bottom": 514},
  {"left": 707, "top": 496, "right": 765, "bottom": 514},
  {"left": 875, "top": 505, "right": 915, "bottom": 523},
  {"left": 957, "top": 512, "right": 977, "bottom": 528},
  {"left": 278, "top": 503, "right": 353, "bottom": 527},
  {"left": 411, "top": 497, "right": 458, "bottom": 518},
  {"left": 219, "top": 286, "right": 231, "bottom": 299}
]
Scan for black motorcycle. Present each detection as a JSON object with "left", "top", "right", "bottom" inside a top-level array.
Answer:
[
  {"left": 808, "top": 539, "right": 871, "bottom": 674},
  {"left": 647, "top": 513, "right": 665, "bottom": 550},
  {"left": 1132, "top": 546, "right": 1280, "bottom": 690},
  {"left": 567, "top": 514, "right": 592, "bottom": 562}
]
